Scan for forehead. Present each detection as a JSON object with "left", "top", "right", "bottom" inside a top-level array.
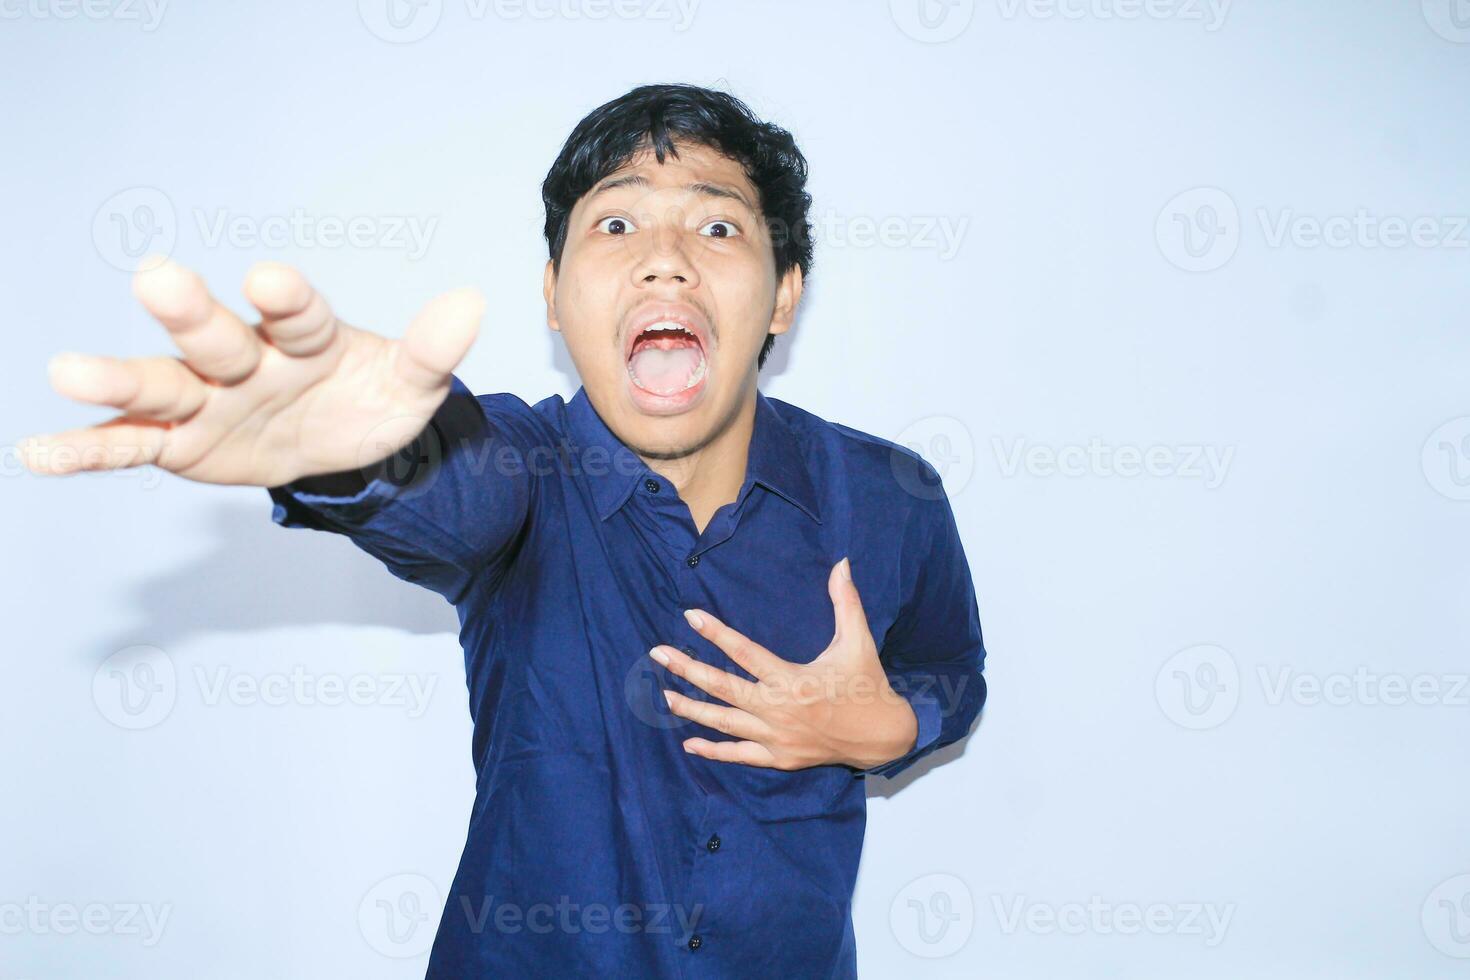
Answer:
[{"left": 578, "top": 141, "right": 759, "bottom": 212}]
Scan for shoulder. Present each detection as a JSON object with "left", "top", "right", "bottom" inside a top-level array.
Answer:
[
  {"left": 464, "top": 386, "right": 567, "bottom": 447},
  {"left": 766, "top": 393, "right": 948, "bottom": 506}
]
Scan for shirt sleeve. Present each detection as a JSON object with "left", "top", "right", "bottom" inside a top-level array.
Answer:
[
  {"left": 265, "top": 373, "right": 540, "bottom": 606},
  {"left": 857, "top": 460, "right": 988, "bottom": 779}
]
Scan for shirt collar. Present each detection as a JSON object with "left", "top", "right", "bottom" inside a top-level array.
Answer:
[{"left": 565, "top": 386, "right": 823, "bottom": 525}]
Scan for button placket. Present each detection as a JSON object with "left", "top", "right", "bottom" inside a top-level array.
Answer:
[
  {"left": 635, "top": 472, "right": 699, "bottom": 561},
  {"left": 677, "top": 778, "right": 720, "bottom": 954}
]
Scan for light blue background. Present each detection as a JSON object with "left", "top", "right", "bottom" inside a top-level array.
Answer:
[{"left": 3, "top": 1, "right": 1468, "bottom": 976}]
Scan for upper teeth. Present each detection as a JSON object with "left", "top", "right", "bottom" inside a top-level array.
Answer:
[{"left": 642, "top": 321, "right": 693, "bottom": 338}]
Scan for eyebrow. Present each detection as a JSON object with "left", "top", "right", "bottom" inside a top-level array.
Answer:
[{"left": 587, "top": 173, "right": 756, "bottom": 212}]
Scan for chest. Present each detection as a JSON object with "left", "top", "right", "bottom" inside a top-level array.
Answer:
[{"left": 474, "top": 483, "right": 906, "bottom": 746}]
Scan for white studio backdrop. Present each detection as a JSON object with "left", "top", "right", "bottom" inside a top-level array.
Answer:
[{"left": 3, "top": 2, "right": 1468, "bottom": 977}]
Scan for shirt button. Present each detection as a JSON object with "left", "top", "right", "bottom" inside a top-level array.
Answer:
[
  {"left": 686, "top": 554, "right": 700, "bottom": 568},
  {"left": 644, "top": 479, "right": 660, "bottom": 494},
  {"left": 687, "top": 934, "right": 703, "bottom": 950},
  {"left": 706, "top": 834, "right": 721, "bottom": 852}
]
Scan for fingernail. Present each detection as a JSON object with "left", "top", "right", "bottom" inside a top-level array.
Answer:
[
  {"left": 663, "top": 689, "right": 675, "bottom": 707},
  {"left": 649, "top": 646, "right": 670, "bottom": 666},
  {"left": 840, "top": 556, "right": 852, "bottom": 581},
  {"left": 683, "top": 609, "right": 705, "bottom": 630},
  {"left": 682, "top": 741, "right": 696, "bottom": 754}
]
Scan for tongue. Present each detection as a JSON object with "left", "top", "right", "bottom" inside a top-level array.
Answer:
[{"left": 630, "top": 346, "right": 702, "bottom": 395}]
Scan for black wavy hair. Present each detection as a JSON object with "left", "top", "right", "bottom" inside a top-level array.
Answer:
[{"left": 541, "top": 83, "right": 813, "bottom": 370}]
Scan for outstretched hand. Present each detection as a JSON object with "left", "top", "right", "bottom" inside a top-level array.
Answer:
[{"left": 20, "top": 257, "right": 484, "bottom": 488}]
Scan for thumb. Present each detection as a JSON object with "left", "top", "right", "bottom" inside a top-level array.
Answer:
[
  {"left": 828, "top": 557, "right": 872, "bottom": 648},
  {"left": 395, "top": 286, "right": 485, "bottom": 392}
]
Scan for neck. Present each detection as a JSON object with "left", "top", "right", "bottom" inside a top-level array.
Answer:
[{"left": 641, "top": 387, "right": 756, "bottom": 535}]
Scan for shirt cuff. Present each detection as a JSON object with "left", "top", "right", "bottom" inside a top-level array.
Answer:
[
  {"left": 267, "top": 472, "right": 408, "bottom": 530},
  {"left": 854, "top": 684, "right": 943, "bottom": 779},
  {"left": 266, "top": 374, "right": 475, "bottom": 531}
]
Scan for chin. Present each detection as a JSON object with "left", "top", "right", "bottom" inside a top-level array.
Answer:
[{"left": 617, "top": 405, "right": 709, "bottom": 459}]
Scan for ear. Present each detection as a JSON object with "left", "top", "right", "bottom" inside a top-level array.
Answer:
[
  {"left": 542, "top": 259, "right": 561, "bottom": 333},
  {"left": 768, "top": 264, "right": 803, "bottom": 337}
]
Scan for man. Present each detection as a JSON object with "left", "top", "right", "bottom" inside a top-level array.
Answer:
[{"left": 22, "top": 83, "right": 987, "bottom": 977}]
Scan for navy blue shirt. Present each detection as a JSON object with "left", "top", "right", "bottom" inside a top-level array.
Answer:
[{"left": 267, "top": 376, "right": 987, "bottom": 978}]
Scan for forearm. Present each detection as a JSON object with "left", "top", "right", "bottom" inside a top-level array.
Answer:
[{"left": 266, "top": 376, "right": 539, "bottom": 603}]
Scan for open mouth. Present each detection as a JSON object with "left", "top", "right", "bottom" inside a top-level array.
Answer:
[{"left": 626, "top": 321, "right": 708, "bottom": 398}]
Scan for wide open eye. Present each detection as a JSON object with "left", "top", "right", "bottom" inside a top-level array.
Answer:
[
  {"left": 698, "top": 220, "right": 741, "bottom": 239},
  {"left": 596, "top": 215, "right": 638, "bottom": 235}
]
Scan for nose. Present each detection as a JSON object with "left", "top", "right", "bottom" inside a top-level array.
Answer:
[{"left": 627, "top": 205, "right": 701, "bottom": 288}]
